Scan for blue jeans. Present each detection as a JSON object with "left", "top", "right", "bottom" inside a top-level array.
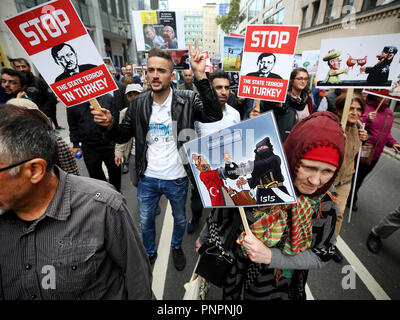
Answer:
[{"left": 137, "top": 176, "right": 188, "bottom": 256}]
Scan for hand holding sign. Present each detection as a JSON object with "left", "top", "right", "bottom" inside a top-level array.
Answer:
[
  {"left": 90, "top": 102, "right": 113, "bottom": 127},
  {"left": 188, "top": 39, "right": 207, "bottom": 80}
]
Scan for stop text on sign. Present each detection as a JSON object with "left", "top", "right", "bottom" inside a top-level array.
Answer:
[
  {"left": 19, "top": 9, "right": 70, "bottom": 46},
  {"left": 250, "top": 31, "right": 290, "bottom": 49}
]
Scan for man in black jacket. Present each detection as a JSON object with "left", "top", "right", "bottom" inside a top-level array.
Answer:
[
  {"left": 12, "top": 58, "right": 60, "bottom": 128},
  {"left": 67, "top": 93, "right": 121, "bottom": 192},
  {"left": 91, "top": 41, "right": 222, "bottom": 271}
]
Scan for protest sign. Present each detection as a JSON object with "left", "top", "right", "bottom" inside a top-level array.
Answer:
[
  {"left": 201, "top": 51, "right": 213, "bottom": 73},
  {"left": 364, "top": 87, "right": 400, "bottom": 102},
  {"left": 238, "top": 25, "right": 299, "bottom": 103},
  {"left": 223, "top": 36, "right": 244, "bottom": 72},
  {"left": 183, "top": 112, "right": 296, "bottom": 208},
  {"left": 103, "top": 57, "right": 116, "bottom": 74},
  {"left": 301, "top": 50, "right": 320, "bottom": 74},
  {"left": 170, "top": 49, "right": 189, "bottom": 70},
  {"left": 3, "top": 0, "right": 117, "bottom": 107},
  {"left": 316, "top": 33, "right": 400, "bottom": 89},
  {"left": 132, "top": 10, "right": 185, "bottom": 51}
]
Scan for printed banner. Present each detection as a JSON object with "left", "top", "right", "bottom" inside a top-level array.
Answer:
[
  {"left": 238, "top": 25, "right": 299, "bottom": 103},
  {"left": 132, "top": 10, "right": 185, "bottom": 51},
  {"left": 183, "top": 112, "right": 296, "bottom": 208},
  {"left": 223, "top": 36, "right": 244, "bottom": 72},
  {"left": 301, "top": 50, "right": 320, "bottom": 74},
  {"left": 316, "top": 33, "right": 400, "bottom": 89},
  {"left": 3, "top": 0, "right": 117, "bottom": 107}
]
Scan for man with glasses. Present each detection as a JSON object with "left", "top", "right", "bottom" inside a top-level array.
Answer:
[
  {"left": 0, "top": 104, "right": 154, "bottom": 300},
  {"left": 247, "top": 53, "right": 282, "bottom": 79}
]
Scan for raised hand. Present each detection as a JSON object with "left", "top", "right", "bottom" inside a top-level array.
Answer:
[{"left": 188, "top": 39, "right": 207, "bottom": 80}]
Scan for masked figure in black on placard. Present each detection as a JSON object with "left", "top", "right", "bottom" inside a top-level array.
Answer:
[{"left": 236, "top": 137, "right": 289, "bottom": 204}]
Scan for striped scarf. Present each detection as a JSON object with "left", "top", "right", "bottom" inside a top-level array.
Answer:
[{"left": 237, "top": 193, "right": 327, "bottom": 256}]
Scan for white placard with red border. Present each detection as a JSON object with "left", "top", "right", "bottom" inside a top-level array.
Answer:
[
  {"left": 238, "top": 25, "right": 299, "bottom": 103},
  {"left": 3, "top": 0, "right": 117, "bottom": 107}
]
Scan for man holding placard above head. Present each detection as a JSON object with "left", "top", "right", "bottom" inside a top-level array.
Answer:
[{"left": 91, "top": 40, "right": 222, "bottom": 271}]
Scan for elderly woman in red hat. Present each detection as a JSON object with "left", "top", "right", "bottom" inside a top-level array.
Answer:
[{"left": 196, "top": 111, "right": 345, "bottom": 300}]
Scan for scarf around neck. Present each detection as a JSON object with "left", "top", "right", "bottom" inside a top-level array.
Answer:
[{"left": 237, "top": 192, "right": 330, "bottom": 256}]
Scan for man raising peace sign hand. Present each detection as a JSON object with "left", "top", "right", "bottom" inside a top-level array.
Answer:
[{"left": 91, "top": 40, "right": 222, "bottom": 271}]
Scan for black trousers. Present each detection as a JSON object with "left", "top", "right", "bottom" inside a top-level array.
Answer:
[
  {"left": 190, "top": 184, "right": 203, "bottom": 220},
  {"left": 347, "top": 157, "right": 379, "bottom": 206},
  {"left": 81, "top": 144, "right": 121, "bottom": 192}
]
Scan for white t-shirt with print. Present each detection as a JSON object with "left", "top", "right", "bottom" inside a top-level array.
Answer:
[
  {"left": 144, "top": 90, "right": 186, "bottom": 180},
  {"left": 194, "top": 103, "right": 240, "bottom": 138}
]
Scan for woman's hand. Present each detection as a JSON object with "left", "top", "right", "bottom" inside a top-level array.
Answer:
[
  {"left": 195, "top": 237, "right": 202, "bottom": 252},
  {"left": 393, "top": 144, "right": 400, "bottom": 153},
  {"left": 242, "top": 233, "right": 272, "bottom": 265},
  {"left": 358, "top": 129, "right": 368, "bottom": 142},
  {"left": 367, "top": 111, "right": 377, "bottom": 121},
  {"left": 115, "top": 157, "right": 122, "bottom": 167}
]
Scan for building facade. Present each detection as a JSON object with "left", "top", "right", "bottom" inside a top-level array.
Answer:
[
  {"left": 183, "top": 10, "right": 204, "bottom": 52},
  {"left": 203, "top": 3, "right": 219, "bottom": 58}
]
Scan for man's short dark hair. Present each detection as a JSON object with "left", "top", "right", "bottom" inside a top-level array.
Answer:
[
  {"left": 51, "top": 43, "right": 76, "bottom": 62},
  {"left": 1, "top": 68, "right": 28, "bottom": 86},
  {"left": 257, "top": 53, "right": 276, "bottom": 64},
  {"left": 13, "top": 58, "right": 31, "bottom": 68},
  {"left": 148, "top": 48, "right": 174, "bottom": 71},
  {"left": 209, "top": 70, "right": 230, "bottom": 84}
]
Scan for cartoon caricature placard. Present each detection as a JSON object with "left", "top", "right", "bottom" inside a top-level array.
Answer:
[
  {"left": 183, "top": 112, "right": 297, "bottom": 208},
  {"left": 316, "top": 33, "right": 400, "bottom": 89}
]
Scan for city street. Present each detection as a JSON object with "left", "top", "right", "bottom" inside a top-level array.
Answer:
[{"left": 57, "top": 102, "right": 400, "bottom": 300}]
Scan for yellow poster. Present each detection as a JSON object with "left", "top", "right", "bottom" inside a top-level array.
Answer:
[
  {"left": 0, "top": 42, "right": 9, "bottom": 68},
  {"left": 141, "top": 11, "right": 158, "bottom": 24}
]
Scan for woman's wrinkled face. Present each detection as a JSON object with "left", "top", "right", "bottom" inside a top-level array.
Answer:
[{"left": 294, "top": 159, "right": 336, "bottom": 195}]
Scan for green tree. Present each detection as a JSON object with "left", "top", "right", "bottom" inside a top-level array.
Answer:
[{"left": 216, "top": 0, "right": 245, "bottom": 34}]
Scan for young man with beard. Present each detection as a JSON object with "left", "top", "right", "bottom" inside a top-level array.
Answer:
[
  {"left": 1, "top": 68, "right": 27, "bottom": 102},
  {"left": 12, "top": 58, "right": 60, "bottom": 129},
  {"left": 91, "top": 41, "right": 222, "bottom": 270}
]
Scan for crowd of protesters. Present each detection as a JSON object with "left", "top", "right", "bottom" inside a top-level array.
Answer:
[{"left": 0, "top": 40, "right": 399, "bottom": 300}]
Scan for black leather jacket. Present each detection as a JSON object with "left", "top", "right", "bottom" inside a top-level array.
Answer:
[{"left": 106, "top": 78, "right": 222, "bottom": 179}]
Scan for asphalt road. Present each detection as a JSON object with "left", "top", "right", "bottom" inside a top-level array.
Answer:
[{"left": 56, "top": 102, "right": 400, "bottom": 300}]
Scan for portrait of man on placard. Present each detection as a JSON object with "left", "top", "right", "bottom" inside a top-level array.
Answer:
[
  {"left": 51, "top": 42, "right": 97, "bottom": 82},
  {"left": 247, "top": 53, "right": 282, "bottom": 79}
]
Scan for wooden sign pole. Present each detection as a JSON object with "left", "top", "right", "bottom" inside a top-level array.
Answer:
[
  {"left": 89, "top": 98, "right": 107, "bottom": 120},
  {"left": 238, "top": 207, "right": 252, "bottom": 235},
  {"left": 254, "top": 99, "right": 261, "bottom": 113},
  {"left": 340, "top": 88, "right": 354, "bottom": 130}
]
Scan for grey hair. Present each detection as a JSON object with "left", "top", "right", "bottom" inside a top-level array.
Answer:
[{"left": 0, "top": 104, "right": 58, "bottom": 176}]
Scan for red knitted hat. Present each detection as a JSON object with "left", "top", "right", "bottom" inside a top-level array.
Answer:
[{"left": 302, "top": 142, "right": 340, "bottom": 168}]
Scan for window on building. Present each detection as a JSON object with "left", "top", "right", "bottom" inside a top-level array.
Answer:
[
  {"left": 362, "top": 0, "right": 378, "bottom": 11},
  {"left": 264, "top": 0, "right": 273, "bottom": 7},
  {"left": 99, "top": 0, "right": 108, "bottom": 12},
  {"left": 276, "top": 1, "right": 283, "bottom": 9},
  {"left": 341, "top": 0, "right": 355, "bottom": 17},
  {"left": 118, "top": 0, "right": 126, "bottom": 19},
  {"left": 324, "top": 0, "right": 334, "bottom": 24},
  {"left": 248, "top": 0, "right": 262, "bottom": 21},
  {"left": 301, "top": 6, "right": 308, "bottom": 29},
  {"left": 311, "top": 0, "right": 320, "bottom": 26}
]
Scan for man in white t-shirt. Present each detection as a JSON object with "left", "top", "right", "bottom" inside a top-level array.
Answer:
[
  {"left": 91, "top": 41, "right": 222, "bottom": 271},
  {"left": 188, "top": 71, "right": 241, "bottom": 233}
]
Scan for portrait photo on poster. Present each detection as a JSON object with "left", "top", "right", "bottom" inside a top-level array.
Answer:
[
  {"left": 183, "top": 112, "right": 297, "bottom": 208},
  {"left": 29, "top": 35, "right": 103, "bottom": 85},
  {"left": 241, "top": 52, "right": 293, "bottom": 80}
]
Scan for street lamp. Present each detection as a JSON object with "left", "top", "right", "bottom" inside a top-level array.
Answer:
[{"left": 117, "top": 19, "right": 130, "bottom": 63}]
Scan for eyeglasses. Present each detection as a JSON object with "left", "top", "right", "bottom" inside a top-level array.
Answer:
[
  {"left": 294, "top": 77, "right": 309, "bottom": 81},
  {"left": 0, "top": 158, "right": 34, "bottom": 173}
]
